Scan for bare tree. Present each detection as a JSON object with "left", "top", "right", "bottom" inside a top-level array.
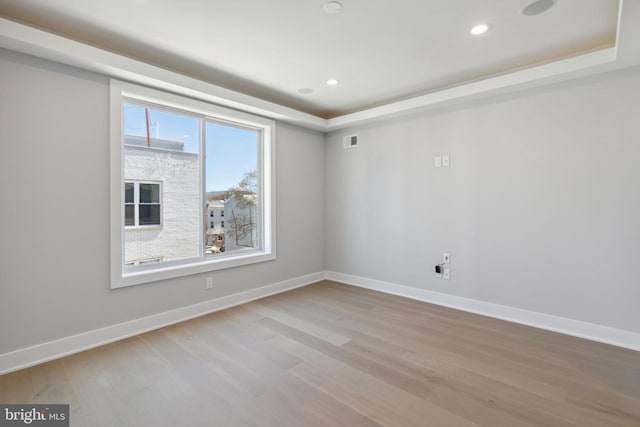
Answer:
[{"left": 227, "top": 171, "right": 257, "bottom": 247}]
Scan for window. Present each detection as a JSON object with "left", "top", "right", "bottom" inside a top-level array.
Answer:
[
  {"left": 110, "top": 80, "right": 276, "bottom": 288},
  {"left": 125, "top": 181, "right": 161, "bottom": 227}
]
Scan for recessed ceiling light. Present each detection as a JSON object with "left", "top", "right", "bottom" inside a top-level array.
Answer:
[
  {"left": 297, "top": 88, "right": 314, "bottom": 94},
  {"left": 470, "top": 23, "right": 491, "bottom": 36},
  {"left": 522, "top": 0, "right": 556, "bottom": 16},
  {"left": 324, "top": 2, "right": 343, "bottom": 14},
  {"left": 326, "top": 79, "right": 339, "bottom": 86}
]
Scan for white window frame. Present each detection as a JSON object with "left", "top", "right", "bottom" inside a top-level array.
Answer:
[
  {"left": 110, "top": 80, "right": 276, "bottom": 289},
  {"left": 124, "top": 180, "right": 163, "bottom": 229}
]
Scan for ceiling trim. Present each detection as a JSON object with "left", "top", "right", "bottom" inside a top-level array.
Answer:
[
  {"left": 327, "top": 47, "right": 617, "bottom": 131},
  {"left": 0, "top": 18, "right": 328, "bottom": 132},
  {"left": 0, "top": 0, "right": 637, "bottom": 133}
]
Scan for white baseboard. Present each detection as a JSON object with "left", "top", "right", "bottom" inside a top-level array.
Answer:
[
  {"left": 0, "top": 272, "right": 325, "bottom": 375},
  {"left": 325, "top": 271, "right": 640, "bottom": 352},
  {"left": 3, "top": 270, "right": 637, "bottom": 375}
]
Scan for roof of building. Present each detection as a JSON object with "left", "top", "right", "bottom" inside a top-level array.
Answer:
[
  {"left": 124, "top": 135, "right": 185, "bottom": 151},
  {"left": 207, "top": 200, "right": 225, "bottom": 209}
]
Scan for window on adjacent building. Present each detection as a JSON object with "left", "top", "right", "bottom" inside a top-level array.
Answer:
[
  {"left": 110, "top": 80, "right": 276, "bottom": 288},
  {"left": 124, "top": 181, "right": 161, "bottom": 227},
  {"left": 124, "top": 182, "right": 135, "bottom": 226}
]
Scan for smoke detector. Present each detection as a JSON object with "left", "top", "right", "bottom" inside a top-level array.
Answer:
[{"left": 324, "top": 2, "right": 343, "bottom": 14}]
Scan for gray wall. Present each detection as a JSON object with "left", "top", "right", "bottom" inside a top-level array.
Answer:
[
  {"left": 0, "top": 49, "right": 325, "bottom": 354},
  {"left": 326, "top": 66, "right": 640, "bottom": 333}
]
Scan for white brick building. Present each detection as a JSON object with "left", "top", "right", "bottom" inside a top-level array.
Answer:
[{"left": 123, "top": 136, "right": 200, "bottom": 265}]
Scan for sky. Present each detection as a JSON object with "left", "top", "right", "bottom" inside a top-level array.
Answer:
[{"left": 124, "top": 103, "right": 257, "bottom": 191}]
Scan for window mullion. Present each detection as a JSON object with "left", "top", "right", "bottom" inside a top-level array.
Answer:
[
  {"left": 135, "top": 182, "right": 140, "bottom": 227},
  {"left": 199, "top": 117, "right": 206, "bottom": 258}
]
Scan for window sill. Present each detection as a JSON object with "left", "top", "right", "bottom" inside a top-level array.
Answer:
[
  {"left": 125, "top": 225, "right": 163, "bottom": 231},
  {"left": 113, "top": 249, "right": 276, "bottom": 289}
]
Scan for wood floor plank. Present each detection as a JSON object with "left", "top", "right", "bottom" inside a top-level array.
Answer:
[
  {"left": 1, "top": 280, "right": 639, "bottom": 426},
  {"left": 271, "top": 334, "right": 482, "bottom": 427},
  {"left": 247, "top": 300, "right": 352, "bottom": 346}
]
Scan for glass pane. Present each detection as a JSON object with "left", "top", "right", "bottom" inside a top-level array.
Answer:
[
  {"left": 124, "top": 182, "right": 134, "bottom": 203},
  {"left": 139, "top": 183, "right": 159, "bottom": 203},
  {"left": 139, "top": 205, "right": 161, "bottom": 225},
  {"left": 123, "top": 101, "right": 201, "bottom": 268},
  {"left": 205, "top": 121, "right": 259, "bottom": 256},
  {"left": 125, "top": 205, "right": 135, "bottom": 226}
]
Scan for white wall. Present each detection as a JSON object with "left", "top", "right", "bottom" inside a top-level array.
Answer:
[
  {"left": 0, "top": 48, "right": 325, "bottom": 354},
  {"left": 325, "top": 66, "right": 640, "bottom": 334}
]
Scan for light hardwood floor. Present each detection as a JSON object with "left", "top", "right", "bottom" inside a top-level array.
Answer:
[{"left": 1, "top": 280, "right": 639, "bottom": 426}]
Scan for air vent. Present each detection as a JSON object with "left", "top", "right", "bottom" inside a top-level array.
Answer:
[{"left": 343, "top": 134, "right": 359, "bottom": 149}]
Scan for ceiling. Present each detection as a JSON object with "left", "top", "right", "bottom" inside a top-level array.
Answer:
[{"left": 0, "top": 0, "right": 621, "bottom": 119}]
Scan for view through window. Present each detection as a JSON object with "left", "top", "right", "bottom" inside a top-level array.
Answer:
[{"left": 122, "top": 102, "right": 261, "bottom": 270}]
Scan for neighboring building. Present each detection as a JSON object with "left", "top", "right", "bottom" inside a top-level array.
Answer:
[
  {"left": 123, "top": 135, "right": 200, "bottom": 266},
  {"left": 206, "top": 199, "right": 225, "bottom": 253},
  {"left": 205, "top": 195, "right": 257, "bottom": 253}
]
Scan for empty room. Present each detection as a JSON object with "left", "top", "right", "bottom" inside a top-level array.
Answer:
[{"left": 1, "top": 0, "right": 639, "bottom": 426}]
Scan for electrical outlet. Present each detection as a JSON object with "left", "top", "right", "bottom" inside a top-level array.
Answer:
[
  {"left": 443, "top": 268, "right": 450, "bottom": 280},
  {"left": 443, "top": 253, "right": 450, "bottom": 264},
  {"left": 205, "top": 276, "right": 213, "bottom": 290}
]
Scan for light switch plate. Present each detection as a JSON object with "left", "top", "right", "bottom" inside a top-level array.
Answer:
[
  {"left": 442, "top": 155, "right": 450, "bottom": 167},
  {"left": 435, "top": 156, "right": 442, "bottom": 168}
]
